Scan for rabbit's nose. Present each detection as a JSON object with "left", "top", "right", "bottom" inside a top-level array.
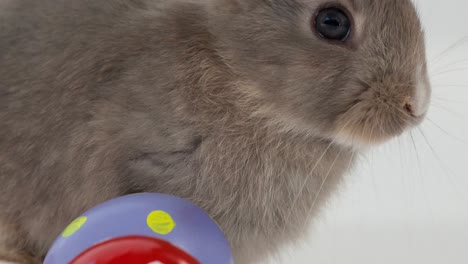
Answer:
[
  {"left": 402, "top": 87, "right": 430, "bottom": 118},
  {"left": 408, "top": 69, "right": 431, "bottom": 117},
  {"left": 403, "top": 100, "right": 415, "bottom": 116}
]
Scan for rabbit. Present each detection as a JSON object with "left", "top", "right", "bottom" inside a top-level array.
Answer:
[{"left": 0, "top": 0, "right": 431, "bottom": 263}]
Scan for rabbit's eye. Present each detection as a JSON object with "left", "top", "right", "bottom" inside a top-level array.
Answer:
[{"left": 315, "top": 7, "right": 351, "bottom": 42}]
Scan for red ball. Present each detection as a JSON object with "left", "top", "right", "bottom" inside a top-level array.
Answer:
[{"left": 70, "top": 236, "right": 200, "bottom": 264}]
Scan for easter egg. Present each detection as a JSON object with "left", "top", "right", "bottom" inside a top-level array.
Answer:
[
  {"left": 70, "top": 236, "right": 199, "bottom": 264},
  {"left": 44, "top": 193, "right": 233, "bottom": 264}
]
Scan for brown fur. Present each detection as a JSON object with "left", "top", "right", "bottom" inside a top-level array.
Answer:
[{"left": 0, "top": 0, "right": 430, "bottom": 263}]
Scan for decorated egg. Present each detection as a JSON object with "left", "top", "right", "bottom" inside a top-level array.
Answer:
[{"left": 44, "top": 193, "right": 233, "bottom": 264}]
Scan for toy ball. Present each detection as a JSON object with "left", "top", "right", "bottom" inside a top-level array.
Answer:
[{"left": 44, "top": 193, "right": 233, "bottom": 264}]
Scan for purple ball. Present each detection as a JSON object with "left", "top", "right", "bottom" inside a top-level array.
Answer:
[{"left": 44, "top": 193, "right": 233, "bottom": 264}]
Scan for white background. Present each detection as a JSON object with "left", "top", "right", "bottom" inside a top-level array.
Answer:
[{"left": 272, "top": 0, "right": 468, "bottom": 263}]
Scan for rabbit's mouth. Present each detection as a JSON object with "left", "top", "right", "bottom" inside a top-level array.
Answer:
[
  {"left": 329, "top": 71, "right": 431, "bottom": 149},
  {"left": 331, "top": 95, "right": 429, "bottom": 149},
  {"left": 332, "top": 113, "right": 419, "bottom": 149}
]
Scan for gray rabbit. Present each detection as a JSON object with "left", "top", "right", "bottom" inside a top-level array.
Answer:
[{"left": 0, "top": 0, "right": 431, "bottom": 263}]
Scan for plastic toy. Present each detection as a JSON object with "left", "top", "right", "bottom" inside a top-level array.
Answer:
[{"left": 44, "top": 193, "right": 233, "bottom": 264}]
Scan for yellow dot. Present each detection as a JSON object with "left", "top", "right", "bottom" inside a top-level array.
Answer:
[
  {"left": 146, "top": 210, "right": 176, "bottom": 235},
  {"left": 62, "top": 216, "right": 87, "bottom": 238}
]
